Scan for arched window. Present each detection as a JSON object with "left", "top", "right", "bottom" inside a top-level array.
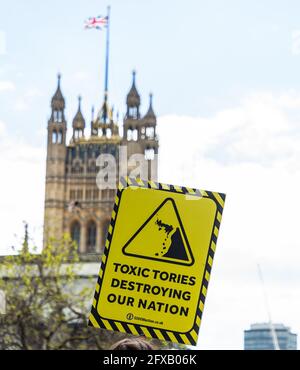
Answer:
[
  {"left": 70, "top": 221, "right": 81, "bottom": 249},
  {"left": 95, "top": 145, "right": 101, "bottom": 158},
  {"left": 71, "top": 147, "right": 76, "bottom": 159},
  {"left": 127, "top": 129, "right": 133, "bottom": 141},
  {"left": 52, "top": 130, "right": 57, "bottom": 143},
  {"left": 145, "top": 148, "right": 155, "bottom": 160},
  {"left": 87, "top": 221, "right": 97, "bottom": 253},
  {"left": 132, "top": 129, "right": 138, "bottom": 141},
  {"left": 88, "top": 145, "right": 93, "bottom": 158},
  {"left": 58, "top": 130, "right": 63, "bottom": 144},
  {"left": 87, "top": 160, "right": 96, "bottom": 173},
  {"left": 146, "top": 127, "right": 154, "bottom": 139},
  {"left": 106, "top": 128, "right": 112, "bottom": 138},
  {"left": 129, "top": 107, "right": 138, "bottom": 119},
  {"left": 102, "top": 220, "right": 110, "bottom": 249}
]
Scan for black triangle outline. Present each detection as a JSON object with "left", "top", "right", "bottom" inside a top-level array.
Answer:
[{"left": 122, "top": 197, "right": 195, "bottom": 266}]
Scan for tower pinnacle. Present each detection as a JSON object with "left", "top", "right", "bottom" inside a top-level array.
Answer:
[
  {"left": 72, "top": 95, "right": 85, "bottom": 139},
  {"left": 126, "top": 70, "right": 140, "bottom": 119}
]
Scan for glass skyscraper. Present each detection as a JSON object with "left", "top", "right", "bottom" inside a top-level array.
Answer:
[{"left": 244, "top": 323, "right": 297, "bottom": 350}]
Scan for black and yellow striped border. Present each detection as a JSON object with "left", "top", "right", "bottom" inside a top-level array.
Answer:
[{"left": 88, "top": 177, "right": 226, "bottom": 346}]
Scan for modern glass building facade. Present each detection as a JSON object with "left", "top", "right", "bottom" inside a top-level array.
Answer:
[{"left": 244, "top": 323, "right": 297, "bottom": 350}]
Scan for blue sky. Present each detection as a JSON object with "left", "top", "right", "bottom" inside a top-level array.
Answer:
[
  {"left": 1, "top": 0, "right": 300, "bottom": 350},
  {"left": 1, "top": 0, "right": 300, "bottom": 138}
]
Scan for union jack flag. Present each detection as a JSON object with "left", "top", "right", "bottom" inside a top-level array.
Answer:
[{"left": 84, "top": 15, "right": 108, "bottom": 30}]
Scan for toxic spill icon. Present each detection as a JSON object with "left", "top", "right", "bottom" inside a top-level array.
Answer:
[{"left": 122, "top": 198, "right": 194, "bottom": 266}]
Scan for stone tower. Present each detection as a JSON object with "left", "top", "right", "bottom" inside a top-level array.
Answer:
[
  {"left": 43, "top": 74, "right": 67, "bottom": 247},
  {"left": 124, "top": 71, "right": 158, "bottom": 179},
  {"left": 43, "top": 71, "right": 159, "bottom": 255}
]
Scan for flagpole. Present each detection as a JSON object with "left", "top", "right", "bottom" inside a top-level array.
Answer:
[{"left": 104, "top": 5, "right": 110, "bottom": 123}]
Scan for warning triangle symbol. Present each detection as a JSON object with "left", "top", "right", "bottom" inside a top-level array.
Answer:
[{"left": 122, "top": 198, "right": 194, "bottom": 266}]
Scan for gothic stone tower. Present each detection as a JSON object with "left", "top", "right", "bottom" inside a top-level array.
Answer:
[{"left": 43, "top": 72, "right": 159, "bottom": 255}]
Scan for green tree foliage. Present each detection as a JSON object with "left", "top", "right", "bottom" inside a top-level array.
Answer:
[
  {"left": 0, "top": 232, "right": 124, "bottom": 350},
  {"left": 0, "top": 226, "right": 179, "bottom": 350}
]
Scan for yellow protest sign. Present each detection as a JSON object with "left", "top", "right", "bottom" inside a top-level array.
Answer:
[{"left": 89, "top": 177, "right": 226, "bottom": 346}]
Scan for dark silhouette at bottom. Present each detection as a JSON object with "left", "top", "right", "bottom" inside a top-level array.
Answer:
[{"left": 110, "top": 337, "right": 155, "bottom": 350}]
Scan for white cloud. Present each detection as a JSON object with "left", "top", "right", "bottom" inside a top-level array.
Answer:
[
  {"left": 0, "top": 120, "right": 6, "bottom": 136},
  {"left": 25, "top": 87, "right": 43, "bottom": 98},
  {"left": 14, "top": 87, "right": 43, "bottom": 111},
  {"left": 72, "top": 71, "right": 90, "bottom": 81},
  {"left": 14, "top": 99, "right": 29, "bottom": 111},
  {"left": 157, "top": 91, "right": 300, "bottom": 349},
  {"left": 159, "top": 92, "right": 300, "bottom": 170},
  {"left": 0, "top": 125, "right": 45, "bottom": 255},
  {"left": 0, "top": 80, "right": 15, "bottom": 92}
]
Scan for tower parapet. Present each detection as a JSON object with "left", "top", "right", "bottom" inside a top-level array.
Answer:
[
  {"left": 43, "top": 71, "right": 159, "bottom": 255},
  {"left": 43, "top": 75, "right": 67, "bottom": 245}
]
